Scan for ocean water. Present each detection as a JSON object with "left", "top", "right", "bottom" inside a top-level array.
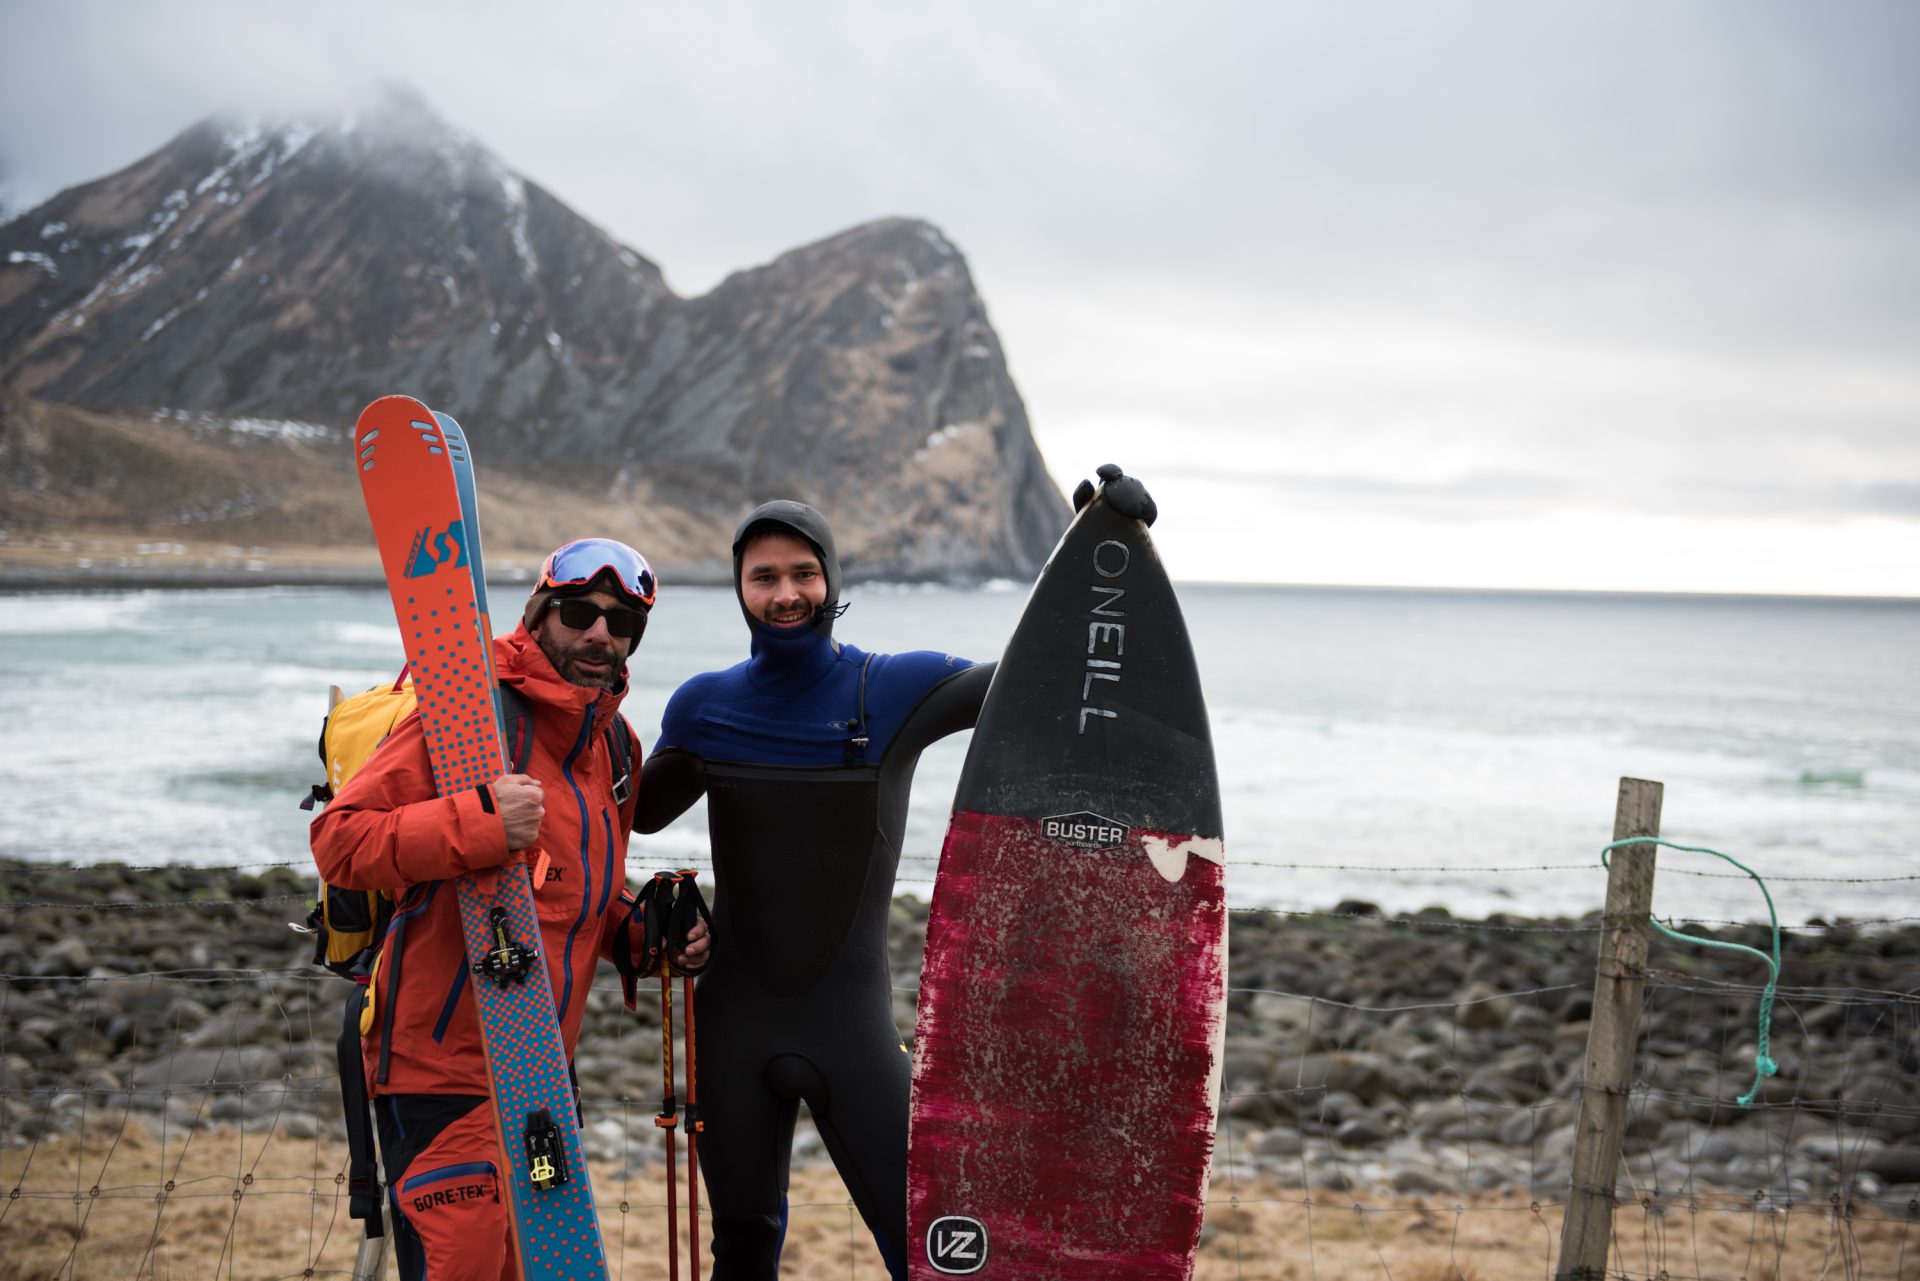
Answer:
[{"left": 1, "top": 582, "right": 1914, "bottom": 928}]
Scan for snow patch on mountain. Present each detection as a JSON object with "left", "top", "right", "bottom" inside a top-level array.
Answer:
[
  {"left": 496, "top": 168, "right": 538, "bottom": 281},
  {"left": 7, "top": 250, "right": 57, "bottom": 275}
]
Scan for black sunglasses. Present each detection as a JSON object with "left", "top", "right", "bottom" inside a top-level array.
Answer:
[{"left": 554, "top": 598, "right": 648, "bottom": 640}]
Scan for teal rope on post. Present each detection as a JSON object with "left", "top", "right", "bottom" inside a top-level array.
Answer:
[{"left": 1600, "top": 837, "right": 1782, "bottom": 1106}]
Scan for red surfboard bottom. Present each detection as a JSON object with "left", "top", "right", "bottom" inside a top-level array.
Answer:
[{"left": 909, "top": 809, "right": 1227, "bottom": 1280}]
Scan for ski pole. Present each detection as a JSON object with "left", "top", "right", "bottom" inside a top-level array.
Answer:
[
  {"left": 651, "top": 872, "right": 681, "bottom": 1281},
  {"left": 679, "top": 870, "right": 704, "bottom": 1281}
]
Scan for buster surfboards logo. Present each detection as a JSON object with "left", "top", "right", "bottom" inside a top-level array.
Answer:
[
  {"left": 926, "top": 1215, "right": 989, "bottom": 1275},
  {"left": 1039, "top": 811, "right": 1129, "bottom": 850}
]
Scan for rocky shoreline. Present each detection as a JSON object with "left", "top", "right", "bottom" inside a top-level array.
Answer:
[{"left": 2, "top": 859, "right": 1916, "bottom": 1205}]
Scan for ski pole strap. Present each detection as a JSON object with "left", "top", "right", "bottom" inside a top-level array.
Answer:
[
  {"left": 641, "top": 872, "right": 676, "bottom": 978},
  {"left": 666, "top": 871, "right": 711, "bottom": 975},
  {"left": 617, "top": 873, "right": 685, "bottom": 1003},
  {"left": 645, "top": 870, "right": 711, "bottom": 977},
  {"left": 616, "top": 871, "right": 712, "bottom": 1009},
  {"left": 613, "top": 892, "right": 650, "bottom": 1010}
]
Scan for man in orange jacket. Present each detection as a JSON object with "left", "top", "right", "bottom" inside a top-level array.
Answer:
[{"left": 313, "top": 537, "right": 709, "bottom": 1281}]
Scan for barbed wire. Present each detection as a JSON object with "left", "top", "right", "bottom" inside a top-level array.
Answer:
[
  {"left": 0, "top": 894, "right": 314, "bottom": 911},
  {"left": 1205, "top": 859, "right": 1920, "bottom": 884},
  {"left": 6, "top": 853, "right": 1913, "bottom": 885},
  {"left": 5, "top": 893, "right": 1916, "bottom": 935}
]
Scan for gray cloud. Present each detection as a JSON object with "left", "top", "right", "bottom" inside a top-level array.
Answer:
[{"left": 2, "top": 0, "right": 1915, "bottom": 578}]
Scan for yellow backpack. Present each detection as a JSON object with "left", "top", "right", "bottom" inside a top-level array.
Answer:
[{"left": 300, "top": 671, "right": 417, "bottom": 978}]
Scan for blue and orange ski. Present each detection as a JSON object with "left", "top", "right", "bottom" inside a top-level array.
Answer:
[{"left": 353, "top": 394, "right": 610, "bottom": 1280}]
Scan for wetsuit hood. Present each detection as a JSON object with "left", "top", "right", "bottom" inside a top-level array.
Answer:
[{"left": 732, "top": 500, "right": 842, "bottom": 644}]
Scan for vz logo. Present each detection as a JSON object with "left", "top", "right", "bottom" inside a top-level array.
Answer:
[
  {"left": 926, "top": 1215, "right": 988, "bottom": 1275},
  {"left": 1039, "top": 810, "right": 1129, "bottom": 850},
  {"left": 404, "top": 520, "right": 469, "bottom": 578}
]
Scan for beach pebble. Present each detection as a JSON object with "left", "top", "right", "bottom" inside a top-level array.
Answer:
[
  {"left": 1252, "top": 1128, "right": 1304, "bottom": 1159},
  {"left": 34, "top": 936, "right": 92, "bottom": 976},
  {"left": 1862, "top": 1146, "right": 1920, "bottom": 1184},
  {"left": 129, "top": 1046, "right": 284, "bottom": 1088},
  {"left": 1224, "top": 1090, "right": 1290, "bottom": 1127},
  {"left": 1453, "top": 981, "right": 1512, "bottom": 1031},
  {"left": 282, "top": 1112, "right": 322, "bottom": 1139},
  {"left": 184, "top": 1005, "right": 271, "bottom": 1049},
  {"left": 582, "top": 1118, "right": 629, "bottom": 1163},
  {"left": 1265, "top": 1052, "right": 1401, "bottom": 1105},
  {"left": 1333, "top": 1115, "right": 1394, "bottom": 1148}
]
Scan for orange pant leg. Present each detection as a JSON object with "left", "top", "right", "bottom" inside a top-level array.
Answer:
[{"left": 389, "top": 1103, "right": 519, "bottom": 1281}]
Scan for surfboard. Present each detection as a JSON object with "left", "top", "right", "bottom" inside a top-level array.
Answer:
[{"left": 907, "top": 469, "right": 1227, "bottom": 1281}]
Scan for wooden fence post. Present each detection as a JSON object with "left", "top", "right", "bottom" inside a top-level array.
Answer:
[{"left": 1556, "top": 776, "right": 1663, "bottom": 1281}]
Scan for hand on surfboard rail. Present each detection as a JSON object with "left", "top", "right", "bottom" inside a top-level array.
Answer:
[{"left": 1071, "top": 461, "right": 1158, "bottom": 525}]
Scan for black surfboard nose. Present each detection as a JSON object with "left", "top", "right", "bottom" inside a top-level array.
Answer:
[
  {"left": 958, "top": 476, "right": 1216, "bottom": 836},
  {"left": 1076, "top": 463, "right": 1158, "bottom": 525}
]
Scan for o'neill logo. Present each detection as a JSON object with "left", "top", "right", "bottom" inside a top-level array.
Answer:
[
  {"left": 926, "top": 1215, "right": 989, "bottom": 1275},
  {"left": 1040, "top": 811, "right": 1129, "bottom": 850}
]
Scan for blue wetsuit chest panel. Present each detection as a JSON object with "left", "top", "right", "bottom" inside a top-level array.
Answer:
[
  {"left": 658, "top": 629, "right": 971, "bottom": 768},
  {"left": 655, "top": 624, "right": 977, "bottom": 994}
]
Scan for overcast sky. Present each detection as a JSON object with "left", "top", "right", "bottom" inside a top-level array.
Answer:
[{"left": 3, "top": 0, "right": 1915, "bottom": 594}]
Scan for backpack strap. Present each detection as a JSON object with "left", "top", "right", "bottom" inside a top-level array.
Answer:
[
  {"left": 301, "top": 706, "right": 333, "bottom": 811},
  {"left": 497, "top": 684, "right": 631, "bottom": 804},
  {"left": 607, "top": 714, "right": 635, "bottom": 805},
  {"left": 336, "top": 989, "right": 384, "bottom": 1236},
  {"left": 499, "top": 685, "right": 536, "bottom": 773}
]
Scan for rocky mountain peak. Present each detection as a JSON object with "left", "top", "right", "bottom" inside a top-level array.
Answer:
[{"left": 0, "top": 91, "right": 1066, "bottom": 581}]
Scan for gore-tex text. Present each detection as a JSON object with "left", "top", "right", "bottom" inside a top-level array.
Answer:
[{"left": 412, "top": 1180, "right": 492, "bottom": 1212}]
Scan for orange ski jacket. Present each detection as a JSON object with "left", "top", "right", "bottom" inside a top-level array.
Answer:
[{"left": 311, "top": 625, "right": 642, "bottom": 1097}]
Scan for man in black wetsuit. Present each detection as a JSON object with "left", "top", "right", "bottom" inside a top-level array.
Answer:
[{"left": 634, "top": 501, "right": 993, "bottom": 1280}]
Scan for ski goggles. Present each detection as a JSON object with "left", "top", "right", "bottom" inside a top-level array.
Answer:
[{"left": 536, "top": 538, "right": 658, "bottom": 609}]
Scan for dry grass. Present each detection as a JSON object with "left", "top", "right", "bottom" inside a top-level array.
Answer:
[
  {"left": 4, "top": 1123, "right": 1917, "bottom": 1280},
  {"left": 1191, "top": 1181, "right": 1920, "bottom": 1281},
  {"left": 0, "top": 1120, "right": 892, "bottom": 1281}
]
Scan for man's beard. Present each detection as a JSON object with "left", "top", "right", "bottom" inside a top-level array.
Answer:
[{"left": 537, "top": 631, "right": 624, "bottom": 690}]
